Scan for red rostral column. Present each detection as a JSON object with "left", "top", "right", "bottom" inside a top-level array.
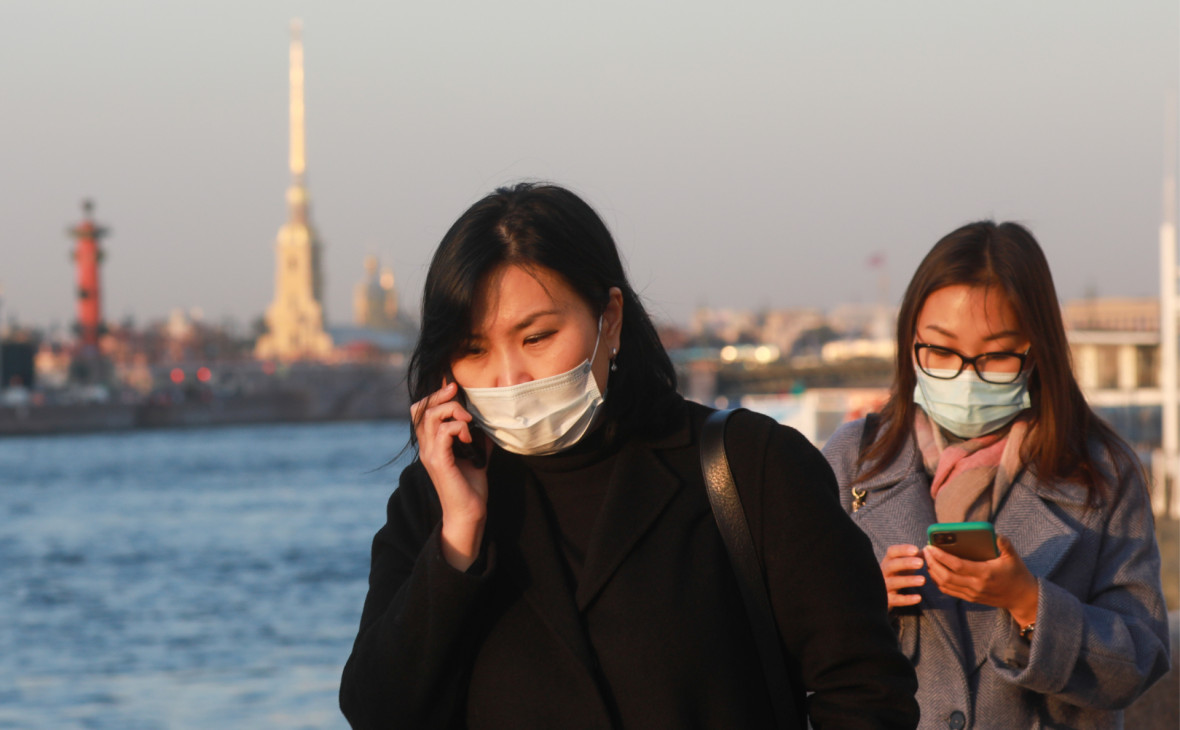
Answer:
[{"left": 68, "top": 199, "right": 108, "bottom": 349}]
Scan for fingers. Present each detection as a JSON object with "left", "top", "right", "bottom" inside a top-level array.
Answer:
[
  {"left": 997, "top": 534, "right": 1018, "bottom": 558},
  {"left": 923, "top": 544, "right": 966, "bottom": 572},
  {"left": 437, "top": 417, "right": 473, "bottom": 446},
  {"left": 887, "top": 590, "right": 923, "bottom": 608},
  {"left": 881, "top": 544, "right": 924, "bottom": 578},
  {"left": 411, "top": 381, "right": 468, "bottom": 422},
  {"left": 885, "top": 572, "right": 925, "bottom": 600},
  {"left": 924, "top": 545, "right": 998, "bottom": 603},
  {"left": 881, "top": 543, "right": 925, "bottom": 608},
  {"left": 413, "top": 383, "right": 482, "bottom": 479},
  {"left": 923, "top": 546, "right": 963, "bottom": 589},
  {"left": 921, "top": 536, "right": 1035, "bottom": 611},
  {"left": 413, "top": 384, "right": 474, "bottom": 446},
  {"left": 410, "top": 381, "right": 451, "bottom": 420},
  {"left": 885, "top": 544, "right": 921, "bottom": 559}
]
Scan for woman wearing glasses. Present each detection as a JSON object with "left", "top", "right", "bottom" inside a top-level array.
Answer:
[{"left": 822, "top": 221, "right": 1170, "bottom": 729}]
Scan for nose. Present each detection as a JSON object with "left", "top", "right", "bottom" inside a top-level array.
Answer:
[{"left": 494, "top": 349, "right": 532, "bottom": 388}]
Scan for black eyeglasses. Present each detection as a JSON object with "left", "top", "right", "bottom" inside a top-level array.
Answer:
[{"left": 913, "top": 341, "right": 1029, "bottom": 385}]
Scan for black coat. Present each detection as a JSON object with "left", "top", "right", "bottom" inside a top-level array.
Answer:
[{"left": 341, "top": 397, "right": 919, "bottom": 729}]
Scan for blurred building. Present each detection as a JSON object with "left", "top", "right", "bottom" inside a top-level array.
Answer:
[
  {"left": 690, "top": 307, "right": 761, "bottom": 345},
  {"left": 761, "top": 308, "right": 827, "bottom": 355},
  {"left": 0, "top": 341, "right": 34, "bottom": 389},
  {"left": 1063, "top": 297, "right": 1158, "bottom": 332},
  {"left": 255, "top": 20, "right": 333, "bottom": 362},
  {"left": 821, "top": 338, "right": 896, "bottom": 363},
  {"left": 1064, "top": 296, "right": 1172, "bottom": 516},
  {"left": 353, "top": 255, "right": 401, "bottom": 330}
]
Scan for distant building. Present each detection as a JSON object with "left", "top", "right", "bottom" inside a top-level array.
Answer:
[
  {"left": 1064, "top": 298, "right": 1163, "bottom": 464},
  {"left": 255, "top": 20, "right": 333, "bottom": 362},
  {"left": 761, "top": 308, "right": 827, "bottom": 355},
  {"left": 690, "top": 307, "right": 761, "bottom": 345},
  {"left": 827, "top": 302, "right": 896, "bottom": 341},
  {"left": 0, "top": 341, "right": 35, "bottom": 389},
  {"left": 353, "top": 255, "right": 401, "bottom": 330},
  {"left": 331, "top": 254, "right": 416, "bottom": 362},
  {"left": 68, "top": 200, "right": 108, "bottom": 351},
  {"left": 1062, "top": 297, "right": 1158, "bottom": 332},
  {"left": 821, "top": 338, "right": 895, "bottom": 363}
]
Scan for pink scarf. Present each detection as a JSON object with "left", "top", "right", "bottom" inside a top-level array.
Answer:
[{"left": 914, "top": 409, "right": 1030, "bottom": 523}]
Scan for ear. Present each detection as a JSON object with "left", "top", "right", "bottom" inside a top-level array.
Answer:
[{"left": 605, "top": 287, "right": 624, "bottom": 352}]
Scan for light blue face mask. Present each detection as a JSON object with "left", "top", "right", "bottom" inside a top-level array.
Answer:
[{"left": 913, "top": 366, "right": 1031, "bottom": 439}]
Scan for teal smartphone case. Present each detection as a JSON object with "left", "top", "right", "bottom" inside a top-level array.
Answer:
[{"left": 926, "top": 521, "right": 999, "bottom": 560}]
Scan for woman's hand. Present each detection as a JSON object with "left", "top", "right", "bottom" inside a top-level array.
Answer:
[
  {"left": 880, "top": 544, "right": 926, "bottom": 609},
  {"left": 924, "top": 534, "right": 1039, "bottom": 626},
  {"left": 411, "top": 380, "right": 492, "bottom": 571}
]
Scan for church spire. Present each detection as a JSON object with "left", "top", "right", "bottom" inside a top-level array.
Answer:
[
  {"left": 287, "top": 18, "right": 309, "bottom": 223},
  {"left": 256, "top": 18, "right": 332, "bottom": 362}
]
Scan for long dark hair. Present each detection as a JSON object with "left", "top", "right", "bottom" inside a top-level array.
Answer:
[
  {"left": 858, "top": 220, "right": 1140, "bottom": 504},
  {"left": 408, "top": 182, "right": 677, "bottom": 446}
]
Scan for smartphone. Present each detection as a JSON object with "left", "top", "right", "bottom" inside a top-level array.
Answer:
[
  {"left": 447, "top": 382, "right": 488, "bottom": 469},
  {"left": 926, "top": 521, "right": 999, "bottom": 561},
  {"left": 452, "top": 428, "right": 487, "bottom": 469}
]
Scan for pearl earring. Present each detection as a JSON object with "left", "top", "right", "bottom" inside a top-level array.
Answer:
[{"left": 610, "top": 347, "right": 618, "bottom": 372}]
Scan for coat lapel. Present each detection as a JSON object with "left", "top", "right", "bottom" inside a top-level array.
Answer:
[
  {"left": 996, "top": 470, "right": 1083, "bottom": 579},
  {"left": 489, "top": 455, "right": 599, "bottom": 673},
  {"left": 575, "top": 432, "right": 686, "bottom": 611},
  {"left": 967, "top": 468, "right": 1083, "bottom": 670},
  {"left": 850, "top": 437, "right": 967, "bottom": 665},
  {"left": 853, "top": 425, "right": 1087, "bottom": 678}
]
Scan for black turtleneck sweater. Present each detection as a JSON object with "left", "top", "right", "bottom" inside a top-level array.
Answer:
[{"left": 520, "top": 424, "right": 620, "bottom": 586}]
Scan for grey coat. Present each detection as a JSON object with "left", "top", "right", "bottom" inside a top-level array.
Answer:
[{"left": 823, "top": 418, "right": 1171, "bottom": 730}]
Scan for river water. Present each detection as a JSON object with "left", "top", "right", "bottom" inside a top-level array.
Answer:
[{"left": 1, "top": 420, "right": 413, "bottom": 729}]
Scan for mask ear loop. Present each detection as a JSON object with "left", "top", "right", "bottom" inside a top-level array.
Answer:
[{"left": 587, "top": 315, "right": 605, "bottom": 367}]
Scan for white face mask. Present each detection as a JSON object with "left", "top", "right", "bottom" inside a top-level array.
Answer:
[
  {"left": 913, "top": 366, "right": 1031, "bottom": 439},
  {"left": 462, "top": 318, "right": 606, "bottom": 456}
]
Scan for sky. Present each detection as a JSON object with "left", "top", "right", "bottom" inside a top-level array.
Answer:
[{"left": 2, "top": 1, "right": 1176, "bottom": 332}]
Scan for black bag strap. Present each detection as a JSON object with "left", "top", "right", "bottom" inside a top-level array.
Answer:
[{"left": 700, "top": 409, "right": 797, "bottom": 730}]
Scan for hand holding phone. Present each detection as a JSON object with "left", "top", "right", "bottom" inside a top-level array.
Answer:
[
  {"left": 452, "top": 427, "right": 487, "bottom": 469},
  {"left": 446, "top": 381, "right": 488, "bottom": 469},
  {"left": 926, "top": 521, "right": 999, "bottom": 561},
  {"left": 923, "top": 523, "right": 1038, "bottom": 622},
  {"left": 411, "top": 379, "right": 490, "bottom": 572}
]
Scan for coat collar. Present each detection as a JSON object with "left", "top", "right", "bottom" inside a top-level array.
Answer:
[
  {"left": 849, "top": 444, "right": 969, "bottom": 663},
  {"left": 850, "top": 427, "right": 1081, "bottom": 671},
  {"left": 994, "top": 467, "right": 1079, "bottom": 579},
  {"left": 851, "top": 427, "right": 1083, "bottom": 576},
  {"left": 485, "top": 397, "right": 690, "bottom": 676},
  {"left": 576, "top": 436, "right": 684, "bottom": 610},
  {"left": 486, "top": 454, "right": 599, "bottom": 672}
]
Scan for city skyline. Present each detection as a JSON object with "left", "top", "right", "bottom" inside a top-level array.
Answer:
[{"left": 1, "top": 1, "right": 1176, "bottom": 331}]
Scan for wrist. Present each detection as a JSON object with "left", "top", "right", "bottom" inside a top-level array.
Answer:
[
  {"left": 441, "top": 517, "right": 485, "bottom": 571},
  {"left": 1007, "top": 575, "right": 1039, "bottom": 628},
  {"left": 1018, "top": 620, "right": 1036, "bottom": 641}
]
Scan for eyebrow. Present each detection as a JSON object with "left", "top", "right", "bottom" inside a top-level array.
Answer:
[
  {"left": 468, "top": 308, "right": 563, "bottom": 339},
  {"left": 921, "top": 324, "right": 1023, "bottom": 342},
  {"left": 510, "top": 309, "right": 562, "bottom": 332}
]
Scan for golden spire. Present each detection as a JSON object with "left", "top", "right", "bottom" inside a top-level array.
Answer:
[
  {"left": 285, "top": 18, "right": 309, "bottom": 222},
  {"left": 289, "top": 18, "right": 305, "bottom": 183}
]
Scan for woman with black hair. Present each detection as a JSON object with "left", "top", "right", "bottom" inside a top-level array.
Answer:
[
  {"left": 340, "top": 183, "right": 918, "bottom": 729},
  {"left": 823, "top": 221, "right": 1170, "bottom": 729}
]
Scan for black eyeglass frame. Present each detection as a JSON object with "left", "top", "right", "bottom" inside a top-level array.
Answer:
[{"left": 913, "top": 341, "right": 1030, "bottom": 384}]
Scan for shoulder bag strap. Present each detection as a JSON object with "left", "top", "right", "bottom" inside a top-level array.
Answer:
[{"left": 700, "top": 409, "right": 797, "bottom": 730}]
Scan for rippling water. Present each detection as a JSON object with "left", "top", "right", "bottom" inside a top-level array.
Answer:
[{"left": 1, "top": 420, "right": 412, "bottom": 729}]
